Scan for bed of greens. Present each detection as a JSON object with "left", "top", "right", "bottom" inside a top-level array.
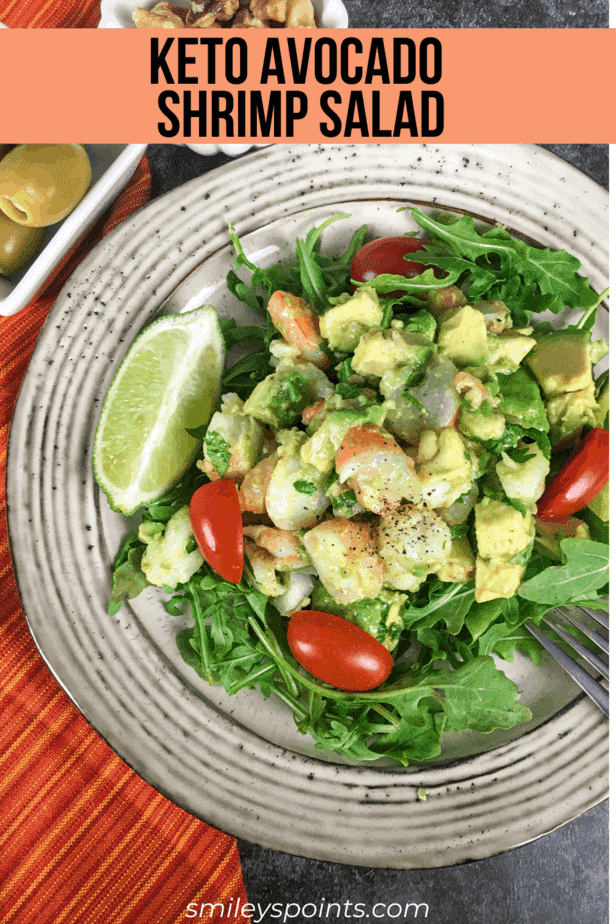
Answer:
[{"left": 102, "top": 208, "right": 609, "bottom": 766}]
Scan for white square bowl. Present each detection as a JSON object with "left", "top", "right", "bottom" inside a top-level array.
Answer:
[
  {"left": 99, "top": 0, "right": 348, "bottom": 30},
  {"left": 0, "top": 144, "right": 148, "bottom": 317}
]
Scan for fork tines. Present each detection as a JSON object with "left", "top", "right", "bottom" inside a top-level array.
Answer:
[{"left": 525, "top": 606, "right": 609, "bottom": 717}]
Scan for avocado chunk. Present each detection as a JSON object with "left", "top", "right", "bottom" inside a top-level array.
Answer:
[
  {"left": 474, "top": 557, "right": 526, "bottom": 603},
  {"left": 596, "top": 380, "right": 609, "bottom": 427},
  {"left": 545, "top": 384, "right": 600, "bottom": 447},
  {"left": 487, "top": 329, "right": 536, "bottom": 374},
  {"left": 416, "top": 429, "right": 475, "bottom": 509},
  {"left": 319, "top": 286, "right": 383, "bottom": 352},
  {"left": 474, "top": 497, "right": 534, "bottom": 560},
  {"left": 497, "top": 367, "right": 549, "bottom": 431},
  {"left": 496, "top": 442, "right": 550, "bottom": 507},
  {"left": 437, "top": 305, "right": 488, "bottom": 366},
  {"left": 435, "top": 538, "right": 476, "bottom": 584},
  {"left": 589, "top": 483, "right": 609, "bottom": 522},
  {"left": 524, "top": 329, "right": 593, "bottom": 396},
  {"left": 458, "top": 405, "right": 506, "bottom": 441},
  {"left": 351, "top": 328, "right": 434, "bottom": 378},
  {"left": 244, "top": 367, "right": 314, "bottom": 429},
  {"left": 473, "top": 497, "right": 535, "bottom": 602},
  {"left": 198, "top": 392, "right": 267, "bottom": 482},
  {"left": 590, "top": 339, "right": 609, "bottom": 365},
  {"left": 310, "top": 581, "right": 405, "bottom": 652}
]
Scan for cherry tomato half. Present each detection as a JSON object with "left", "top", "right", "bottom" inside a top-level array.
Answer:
[
  {"left": 189, "top": 480, "right": 244, "bottom": 583},
  {"left": 350, "top": 236, "right": 428, "bottom": 288},
  {"left": 536, "top": 428, "right": 609, "bottom": 520},
  {"left": 287, "top": 610, "right": 393, "bottom": 692}
]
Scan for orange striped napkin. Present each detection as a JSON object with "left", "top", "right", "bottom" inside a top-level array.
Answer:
[
  {"left": 0, "top": 0, "right": 101, "bottom": 27},
  {"left": 0, "top": 134, "right": 247, "bottom": 924}
]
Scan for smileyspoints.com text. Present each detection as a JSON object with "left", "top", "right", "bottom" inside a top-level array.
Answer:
[{"left": 185, "top": 899, "right": 429, "bottom": 921}]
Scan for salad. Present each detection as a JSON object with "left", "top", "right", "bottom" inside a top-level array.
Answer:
[{"left": 103, "top": 208, "right": 609, "bottom": 765}]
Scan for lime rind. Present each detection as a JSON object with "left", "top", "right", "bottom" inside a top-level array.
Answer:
[{"left": 94, "top": 306, "right": 225, "bottom": 515}]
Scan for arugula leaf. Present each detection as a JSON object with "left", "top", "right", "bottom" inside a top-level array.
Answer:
[
  {"left": 295, "top": 214, "right": 352, "bottom": 312},
  {"left": 432, "top": 658, "right": 532, "bottom": 732},
  {"left": 219, "top": 318, "right": 266, "bottom": 348},
  {"left": 402, "top": 579, "right": 476, "bottom": 636},
  {"left": 519, "top": 539, "right": 609, "bottom": 605},
  {"left": 491, "top": 626, "right": 545, "bottom": 665},
  {"left": 577, "top": 506, "right": 609, "bottom": 545},
  {"left": 220, "top": 348, "right": 271, "bottom": 400},
  {"left": 508, "top": 445, "right": 535, "bottom": 464},
  {"left": 408, "top": 208, "right": 597, "bottom": 323},
  {"left": 479, "top": 422, "right": 551, "bottom": 460},
  {"left": 379, "top": 657, "right": 530, "bottom": 734},
  {"left": 108, "top": 534, "right": 150, "bottom": 616},
  {"left": 367, "top": 267, "right": 458, "bottom": 296},
  {"left": 204, "top": 431, "right": 231, "bottom": 478},
  {"left": 226, "top": 270, "right": 264, "bottom": 314}
]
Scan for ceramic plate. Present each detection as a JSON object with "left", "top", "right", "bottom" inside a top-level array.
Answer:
[{"left": 7, "top": 145, "right": 608, "bottom": 868}]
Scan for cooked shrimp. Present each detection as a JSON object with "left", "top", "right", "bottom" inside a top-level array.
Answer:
[
  {"left": 237, "top": 453, "right": 278, "bottom": 513},
  {"left": 415, "top": 429, "right": 476, "bottom": 510},
  {"left": 381, "top": 356, "right": 460, "bottom": 444},
  {"left": 265, "top": 430, "right": 330, "bottom": 530},
  {"left": 335, "top": 424, "right": 422, "bottom": 514},
  {"left": 303, "top": 518, "right": 383, "bottom": 604},
  {"left": 197, "top": 393, "right": 271, "bottom": 483},
  {"left": 271, "top": 570, "right": 316, "bottom": 616},
  {"left": 267, "top": 291, "right": 329, "bottom": 369},
  {"left": 243, "top": 526, "right": 310, "bottom": 570},
  {"left": 243, "top": 538, "right": 287, "bottom": 597},
  {"left": 453, "top": 371, "right": 495, "bottom": 410},
  {"left": 378, "top": 506, "right": 452, "bottom": 592}
]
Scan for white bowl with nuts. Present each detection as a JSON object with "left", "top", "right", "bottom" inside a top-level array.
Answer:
[
  {"left": 99, "top": 0, "right": 348, "bottom": 30},
  {"left": 99, "top": 0, "right": 348, "bottom": 155}
]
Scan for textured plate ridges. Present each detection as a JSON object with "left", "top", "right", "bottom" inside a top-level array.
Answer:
[{"left": 7, "top": 145, "right": 608, "bottom": 868}]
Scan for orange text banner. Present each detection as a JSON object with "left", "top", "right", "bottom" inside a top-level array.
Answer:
[{"left": 1, "top": 29, "right": 614, "bottom": 143}]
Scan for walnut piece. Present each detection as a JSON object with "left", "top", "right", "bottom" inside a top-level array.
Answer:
[
  {"left": 286, "top": 0, "right": 316, "bottom": 27},
  {"left": 186, "top": 0, "right": 240, "bottom": 24},
  {"left": 233, "top": 9, "right": 267, "bottom": 25},
  {"left": 132, "top": 0, "right": 316, "bottom": 28},
  {"left": 249, "top": 0, "right": 287, "bottom": 22},
  {"left": 132, "top": 1, "right": 189, "bottom": 27}
]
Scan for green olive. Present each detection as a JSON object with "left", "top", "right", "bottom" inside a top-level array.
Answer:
[
  {"left": 0, "top": 144, "right": 92, "bottom": 228},
  {"left": 0, "top": 212, "right": 45, "bottom": 276}
]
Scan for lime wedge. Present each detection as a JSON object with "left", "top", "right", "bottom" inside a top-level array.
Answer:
[{"left": 94, "top": 306, "right": 225, "bottom": 515}]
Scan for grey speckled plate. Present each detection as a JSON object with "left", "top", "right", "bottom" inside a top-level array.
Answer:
[{"left": 7, "top": 145, "right": 608, "bottom": 869}]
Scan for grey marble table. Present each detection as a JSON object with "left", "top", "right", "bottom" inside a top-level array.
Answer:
[
  {"left": 145, "top": 142, "right": 608, "bottom": 924},
  {"left": 343, "top": 0, "right": 608, "bottom": 28}
]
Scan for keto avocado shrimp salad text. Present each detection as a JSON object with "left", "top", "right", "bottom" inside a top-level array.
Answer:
[{"left": 103, "top": 208, "right": 609, "bottom": 765}]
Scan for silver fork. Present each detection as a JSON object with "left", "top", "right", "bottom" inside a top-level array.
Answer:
[{"left": 526, "top": 606, "right": 609, "bottom": 717}]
